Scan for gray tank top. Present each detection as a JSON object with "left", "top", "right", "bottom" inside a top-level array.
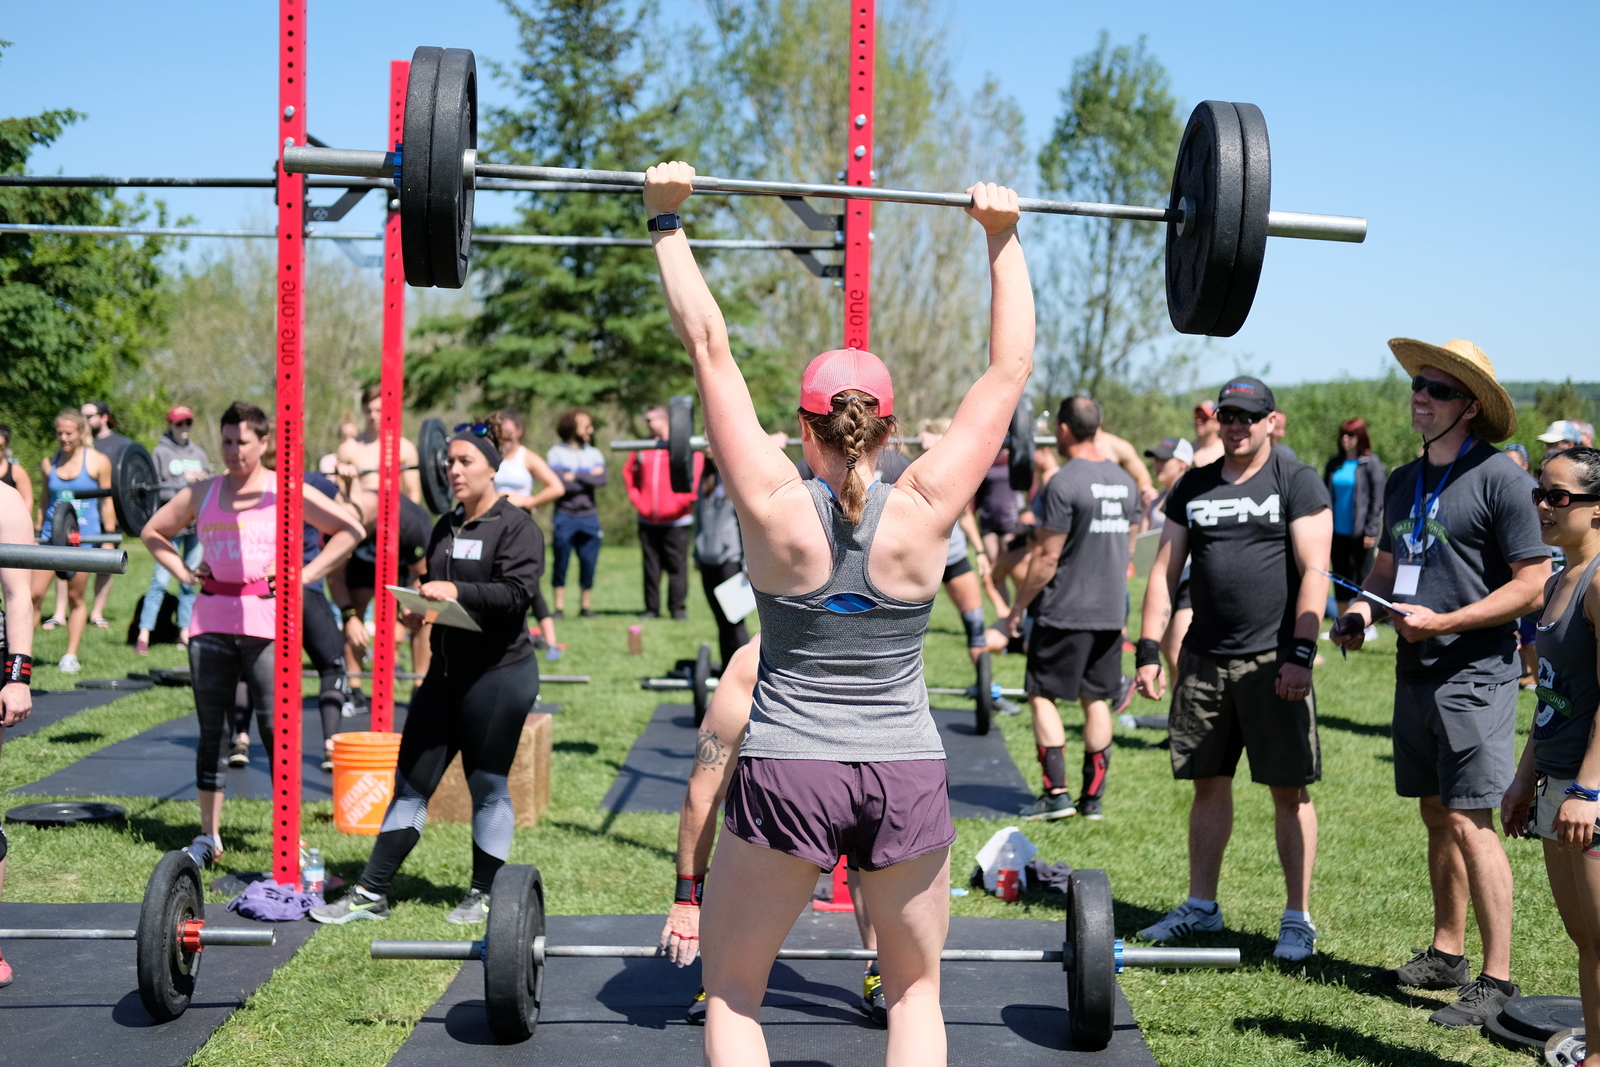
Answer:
[
  {"left": 1532, "top": 553, "right": 1600, "bottom": 777},
  {"left": 742, "top": 479, "right": 944, "bottom": 762}
]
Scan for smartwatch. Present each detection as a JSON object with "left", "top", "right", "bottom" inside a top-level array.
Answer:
[{"left": 647, "top": 213, "right": 683, "bottom": 234}]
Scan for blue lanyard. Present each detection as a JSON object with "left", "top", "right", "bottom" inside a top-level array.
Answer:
[{"left": 1410, "top": 438, "right": 1474, "bottom": 555}]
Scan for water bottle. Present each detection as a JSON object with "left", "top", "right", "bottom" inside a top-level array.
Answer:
[
  {"left": 303, "top": 848, "right": 325, "bottom": 897},
  {"left": 628, "top": 625, "right": 643, "bottom": 656},
  {"left": 995, "top": 841, "right": 1022, "bottom": 902}
]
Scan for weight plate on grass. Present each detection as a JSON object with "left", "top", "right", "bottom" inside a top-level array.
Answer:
[
  {"left": 1484, "top": 1007, "right": 1553, "bottom": 1053},
  {"left": 1165, "top": 100, "right": 1244, "bottom": 336},
  {"left": 418, "top": 417, "right": 452, "bottom": 515},
  {"left": 5, "top": 801, "right": 126, "bottom": 827},
  {"left": 691, "top": 642, "right": 712, "bottom": 727},
  {"left": 113, "top": 442, "right": 162, "bottom": 536},
  {"left": 1500, "top": 995, "right": 1586, "bottom": 1041},
  {"left": 1008, "top": 398, "right": 1036, "bottom": 491},
  {"left": 1066, "top": 868, "right": 1115, "bottom": 1050},
  {"left": 401, "top": 47, "right": 442, "bottom": 288},
  {"left": 1209, "top": 102, "right": 1270, "bottom": 338},
  {"left": 668, "top": 395, "right": 695, "bottom": 494},
  {"left": 150, "top": 667, "right": 192, "bottom": 687},
  {"left": 974, "top": 651, "right": 993, "bottom": 736},
  {"left": 136, "top": 849, "right": 204, "bottom": 1022},
  {"left": 49, "top": 499, "right": 80, "bottom": 578},
  {"left": 426, "top": 48, "right": 477, "bottom": 290},
  {"left": 484, "top": 863, "right": 545, "bottom": 1043},
  {"left": 75, "top": 677, "right": 155, "bottom": 691}
]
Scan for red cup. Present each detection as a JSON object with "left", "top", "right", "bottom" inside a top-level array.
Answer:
[{"left": 995, "top": 868, "right": 1021, "bottom": 902}]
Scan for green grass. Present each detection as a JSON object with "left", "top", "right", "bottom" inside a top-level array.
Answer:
[{"left": 0, "top": 544, "right": 1574, "bottom": 1065}]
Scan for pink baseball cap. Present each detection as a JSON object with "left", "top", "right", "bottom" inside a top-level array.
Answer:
[{"left": 799, "top": 348, "right": 895, "bottom": 416}]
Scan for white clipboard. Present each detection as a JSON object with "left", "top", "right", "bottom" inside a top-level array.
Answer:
[
  {"left": 712, "top": 570, "right": 757, "bottom": 624},
  {"left": 386, "top": 585, "right": 482, "bottom": 631}
]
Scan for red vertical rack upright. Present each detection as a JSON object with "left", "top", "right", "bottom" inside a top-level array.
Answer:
[
  {"left": 841, "top": 0, "right": 875, "bottom": 352},
  {"left": 371, "top": 58, "right": 409, "bottom": 735},
  {"left": 273, "top": 0, "right": 308, "bottom": 888}
]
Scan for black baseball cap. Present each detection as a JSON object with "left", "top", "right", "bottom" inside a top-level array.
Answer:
[{"left": 1216, "top": 376, "right": 1275, "bottom": 415}]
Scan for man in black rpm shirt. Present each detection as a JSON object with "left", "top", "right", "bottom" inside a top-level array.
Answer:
[{"left": 1132, "top": 377, "right": 1333, "bottom": 962}]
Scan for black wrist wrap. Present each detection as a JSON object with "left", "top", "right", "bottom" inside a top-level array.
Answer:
[
  {"left": 4, "top": 653, "right": 31, "bottom": 686},
  {"left": 1134, "top": 638, "right": 1161, "bottom": 669},
  {"left": 1284, "top": 638, "right": 1317, "bottom": 669},
  {"left": 674, "top": 875, "right": 704, "bottom": 906}
]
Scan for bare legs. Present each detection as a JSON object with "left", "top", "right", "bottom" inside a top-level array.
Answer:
[
  {"left": 1027, "top": 697, "right": 1111, "bottom": 794},
  {"left": 1544, "top": 842, "right": 1600, "bottom": 1038},
  {"left": 31, "top": 570, "right": 88, "bottom": 662},
  {"left": 1187, "top": 776, "right": 1317, "bottom": 911},
  {"left": 1419, "top": 796, "right": 1513, "bottom": 980}
]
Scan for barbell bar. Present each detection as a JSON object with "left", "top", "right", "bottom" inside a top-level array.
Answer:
[
  {"left": 0, "top": 850, "right": 275, "bottom": 1022},
  {"left": 367, "top": 864, "right": 1238, "bottom": 1048},
  {"left": 0, "top": 543, "right": 128, "bottom": 575},
  {"left": 611, "top": 433, "right": 1060, "bottom": 451}
]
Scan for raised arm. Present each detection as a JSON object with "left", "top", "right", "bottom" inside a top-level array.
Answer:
[
  {"left": 896, "top": 184, "right": 1034, "bottom": 530},
  {"left": 644, "top": 163, "right": 798, "bottom": 516}
]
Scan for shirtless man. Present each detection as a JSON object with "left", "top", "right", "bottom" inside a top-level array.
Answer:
[
  {"left": 336, "top": 386, "right": 423, "bottom": 506},
  {"left": 1191, "top": 401, "right": 1224, "bottom": 468}
]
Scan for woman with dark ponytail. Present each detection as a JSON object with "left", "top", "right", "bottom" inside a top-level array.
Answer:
[{"left": 643, "top": 161, "right": 1033, "bottom": 1066}]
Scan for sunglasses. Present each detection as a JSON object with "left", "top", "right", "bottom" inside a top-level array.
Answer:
[
  {"left": 1532, "top": 487, "right": 1600, "bottom": 509},
  {"left": 454, "top": 422, "right": 492, "bottom": 437},
  {"left": 172, "top": 420, "right": 193, "bottom": 428},
  {"left": 1216, "top": 409, "right": 1268, "bottom": 426},
  {"left": 1411, "top": 375, "right": 1474, "bottom": 402}
]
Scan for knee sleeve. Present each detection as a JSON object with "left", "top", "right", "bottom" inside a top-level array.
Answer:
[
  {"left": 319, "top": 670, "right": 350, "bottom": 703},
  {"left": 962, "top": 610, "right": 987, "bottom": 648},
  {"left": 379, "top": 771, "right": 430, "bottom": 835},
  {"left": 1082, "top": 747, "right": 1110, "bottom": 799},
  {"left": 1038, "top": 746, "right": 1066, "bottom": 793},
  {"left": 466, "top": 769, "right": 515, "bottom": 862}
]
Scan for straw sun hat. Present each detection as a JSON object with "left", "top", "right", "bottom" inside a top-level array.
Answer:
[{"left": 1387, "top": 337, "right": 1517, "bottom": 442}]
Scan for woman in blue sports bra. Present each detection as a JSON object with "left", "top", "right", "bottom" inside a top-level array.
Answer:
[
  {"left": 31, "top": 409, "right": 115, "bottom": 674},
  {"left": 644, "top": 162, "right": 1034, "bottom": 1067}
]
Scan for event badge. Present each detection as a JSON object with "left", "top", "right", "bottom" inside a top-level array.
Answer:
[
  {"left": 451, "top": 538, "right": 483, "bottom": 561},
  {"left": 1393, "top": 563, "right": 1421, "bottom": 597}
]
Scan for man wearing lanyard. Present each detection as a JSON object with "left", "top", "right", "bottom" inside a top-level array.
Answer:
[{"left": 1332, "top": 338, "right": 1550, "bottom": 1030}]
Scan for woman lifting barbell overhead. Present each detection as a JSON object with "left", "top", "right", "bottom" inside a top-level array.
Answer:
[
  {"left": 642, "top": 161, "right": 1033, "bottom": 1067},
  {"left": 141, "top": 402, "right": 364, "bottom": 867},
  {"left": 312, "top": 424, "right": 547, "bottom": 928}
]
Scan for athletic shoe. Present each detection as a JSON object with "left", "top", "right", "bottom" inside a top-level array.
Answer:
[
  {"left": 58, "top": 653, "right": 80, "bottom": 674},
  {"left": 310, "top": 888, "right": 390, "bottom": 924},
  {"left": 1273, "top": 917, "right": 1317, "bottom": 961},
  {"left": 1113, "top": 675, "right": 1137, "bottom": 714},
  {"left": 1545, "top": 1027, "right": 1586, "bottom": 1066},
  {"left": 1389, "top": 946, "right": 1470, "bottom": 990},
  {"left": 671, "top": 610, "right": 689, "bottom": 621},
  {"left": 0, "top": 953, "right": 13, "bottom": 987},
  {"left": 638, "top": 611, "right": 659, "bottom": 620},
  {"left": 320, "top": 757, "right": 334, "bottom": 772},
  {"left": 228, "top": 741, "right": 249, "bottom": 767},
  {"left": 1428, "top": 974, "right": 1518, "bottom": 1029},
  {"left": 551, "top": 609, "right": 565, "bottom": 620},
  {"left": 1078, "top": 796, "right": 1104, "bottom": 820},
  {"left": 1019, "top": 791, "right": 1076, "bottom": 821},
  {"left": 579, "top": 608, "right": 596, "bottom": 618},
  {"left": 445, "top": 889, "right": 490, "bottom": 925},
  {"left": 183, "top": 835, "right": 222, "bottom": 868},
  {"left": 1136, "top": 900, "right": 1223, "bottom": 941},
  {"left": 685, "top": 986, "right": 707, "bottom": 1026},
  {"left": 860, "top": 969, "right": 887, "bottom": 1026}
]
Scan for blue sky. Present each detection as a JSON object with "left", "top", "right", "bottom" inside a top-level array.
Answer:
[{"left": 4, "top": 1, "right": 1596, "bottom": 386}]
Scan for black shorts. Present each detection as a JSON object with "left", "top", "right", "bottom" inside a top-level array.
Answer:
[
  {"left": 1023, "top": 625, "right": 1123, "bottom": 702},
  {"left": 942, "top": 557, "right": 972, "bottom": 584}
]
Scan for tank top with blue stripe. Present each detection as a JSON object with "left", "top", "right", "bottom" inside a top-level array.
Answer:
[{"left": 41, "top": 453, "right": 103, "bottom": 539}]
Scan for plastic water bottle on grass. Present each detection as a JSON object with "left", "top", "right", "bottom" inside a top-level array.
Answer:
[
  {"left": 303, "top": 848, "right": 325, "bottom": 897},
  {"left": 995, "top": 841, "right": 1022, "bottom": 902}
]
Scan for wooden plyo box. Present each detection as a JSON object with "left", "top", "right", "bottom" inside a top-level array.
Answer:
[{"left": 427, "top": 711, "right": 552, "bottom": 828}]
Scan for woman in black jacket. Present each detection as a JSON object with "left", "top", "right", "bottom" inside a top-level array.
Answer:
[
  {"left": 1322, "top": 417, "right": 1386, "bottom": 612},
  {"left": 312, "top": 425, "right": 544, "bottom": 927}
]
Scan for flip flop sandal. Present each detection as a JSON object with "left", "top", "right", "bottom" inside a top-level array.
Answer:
[
  {"left": 90, "top": 617, "right": 110, "bottom": 629},
  {"left": 41, "top": 618, "right": 64, "bottom": 631}
]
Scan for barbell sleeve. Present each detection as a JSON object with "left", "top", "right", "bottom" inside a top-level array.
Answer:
[
  {"left": 0, "top": 545, "right": 128, "bottom": 574},
  {"left": 197, "top": 928, "right": 277, "bottom": 947},
  {"left": 1119, "top": 947, "right": 1239, "bottom": 969},
  {"left": 1266, "top": 210, "right": 1367, "bottom": 242},
  {"left": 283, "top": 146, "right": 391, "bottom": 178}
]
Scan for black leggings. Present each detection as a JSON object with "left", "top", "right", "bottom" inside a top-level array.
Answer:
[
  {"left": 191, "top": 633, "right": 274, "bottom": 792},
  {"left": 698, "top": 560, "right": 750, "bottom": 667},
  {"left": 302, "top": 593, "right": 349, "bottom": 746},
  {"left": 358, "top": 654, "right": 541, "bottom": 895}
]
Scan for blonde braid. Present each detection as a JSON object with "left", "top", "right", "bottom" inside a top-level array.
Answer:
[{"left": 837, "top": 394, "right": 869, "bottom": 523}]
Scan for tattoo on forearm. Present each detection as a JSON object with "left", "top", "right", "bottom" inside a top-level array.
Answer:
[{"left": 695, "top": 729, "right": 727, "bottom": 769}]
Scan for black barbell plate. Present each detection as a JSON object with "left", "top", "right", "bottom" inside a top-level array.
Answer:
[
  {"left": 417, "top": 417, "right": 452, "bottom": 515},
  {"left": 50, "top": 499, "right": 80, "bottom": 579},
  {"left": 401, "top": 47, "right": 443, "bottom": 288},
  {"left": 75, "top": 677, "right": 155, "bottom": 691},
  {"left": 5, "top": 801, "right": 126, "bottom": 827},
  {"left": 1165, "top": 100, "right": 1245, "bottom": 336},
  {"left": 1066, "top": 868, "right": 1116, "bottom": 1050},
  {"left": 667, "top": 395, "right": 696, "bottom": 494},
  {"left": 1500, "top": 995, "right": 1587, "bottom": 1041},
  {"left": 136, "top": 849, "right": 203, "bottom": 1022},
  {"left": 150, "top": 667, "right": 192, "bottom": 687},
  {"left": 1483, "top": 1008, "right": 1552, "bottom": 1053},
  {"left": 1209, "top": 103, "right": 1271, "bottom": 338},
  {"left": 974, "top": 650, "right": 993, "bottom": 736},
  {"left": 427, "top": 48, "right": 476, "bottom": 290},
  {"left": 692, "top": 642, "right": 712, "bottom": 727},
  {"left": 1008, "top": 399, "right": 1035, "bottom": 491},
  {"left": 113, "top": 441, "right": 162, "bottom": 536},
  {"left": 483, "top": 863, "right": 545, "bottom": 1043}
]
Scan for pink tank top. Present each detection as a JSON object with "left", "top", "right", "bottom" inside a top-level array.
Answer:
[{"left": 191, "top": 472, "right": 278, "bottom": 639}]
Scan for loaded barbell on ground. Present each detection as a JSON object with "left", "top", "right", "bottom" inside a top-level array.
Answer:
[
  {"left": 282, "top": 46, "right": 1364, "bottom": 337},
  {"left": 368, "top": 863, "right": 1238, "bottom": 1048},
  {"left": 0, "top": 849, "right": 275, "bottom": 1022}
]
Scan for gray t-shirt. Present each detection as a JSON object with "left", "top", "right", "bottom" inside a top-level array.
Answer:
[
  {"left": 1033, "top": 457, "right": 1139, "bottom": 631},
  {"left": 152, "top": 433, "right": 211, "bottom": 536},
  {"left": 1378, "top": 441, "right": 1551, "bottom": 680},
  {"left": 1531, "top": 555, "right": 1600, "bottom": 777}
]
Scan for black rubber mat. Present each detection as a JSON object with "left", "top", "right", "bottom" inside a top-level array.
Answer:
[
  {"left": 599, "top": 705, "right": 1034, "bottom": 818},
  {"left": 387, "top": 912, "right": 1155, "bottom": 1065},
  {"left": 2, "top": 688, "right": 134, "bottom": 740},
  {"left": 0, "top": 900, "right": 315, "bottom": 1065}
]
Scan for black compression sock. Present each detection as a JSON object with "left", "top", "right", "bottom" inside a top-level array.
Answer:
[
  {"left": 1037, "top": 746, "right": 1067, "bottom": 793},
  {"left": 1431, "top": 947, "right": 1465, "bottom": 967},
  {"left": 1081, "top": 748, "right": 1110, "bottom": 798}
]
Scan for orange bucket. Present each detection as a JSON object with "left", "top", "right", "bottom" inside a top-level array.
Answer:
[{"left": 330, "top": 731, "right": 402, "bottom": 835}]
